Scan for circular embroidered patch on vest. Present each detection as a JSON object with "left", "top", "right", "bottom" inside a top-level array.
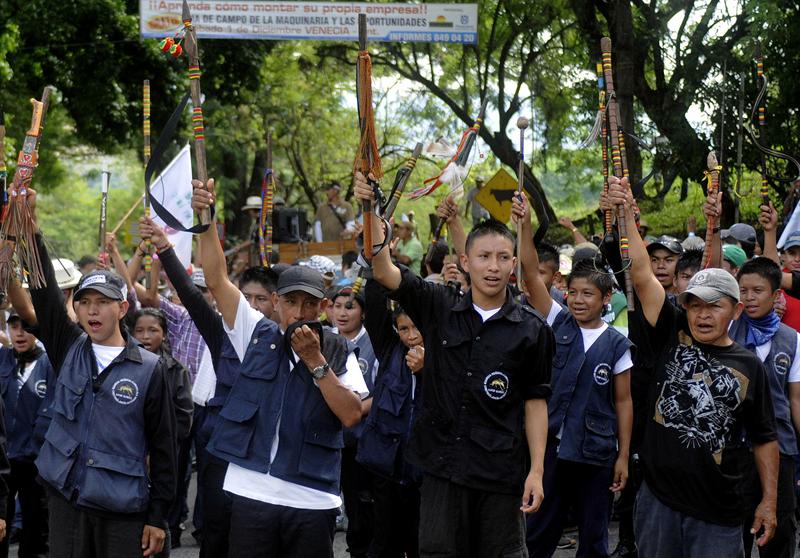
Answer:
[
  {"left": 34, "top": 380, "right": 47, "bottom": 399},
  {"left": 112, "top": 379, "right": 139, "bottom": 405},
  {"left": 774, "top": 352, "right": 791, "bottom": 376},
  {"left": 358, "top": 358, "right": 369, "bottom": 375},
  {"left": 593, "top": 363, "right": 611, "bottom": 386},
  {"left": 484, "top": 371, "right": 510, "bottom": 400}
]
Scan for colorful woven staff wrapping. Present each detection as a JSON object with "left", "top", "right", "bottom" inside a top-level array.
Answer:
[
  {"left": 596, "top": 63, "right": 612, "bottom": 238},
  {"left": 600, "top": 37, "right": 634, "bottom": 312},
  {"left": 0, "top": 123, "right": 6, "bottom": 221},
  {"left": 411, "top": 99, "right": 488, "bottom": 201},
  {"left": 259, "top": 131, "right": 275, "bottom": 267},
  {"left": 143, "top": 80, "right": 153, "bottom": 286},
  {"left": 702, "top": 153, "right": 722, "bottom": 269},
  {"left": 0, "top": 87, "right": 53, "bottom": 295},
  {"left": 161, "top": 0, "right": 211, "bottom": 226},
  {"left": 353, "top": 14, "right": 383, "bottom": 260}
]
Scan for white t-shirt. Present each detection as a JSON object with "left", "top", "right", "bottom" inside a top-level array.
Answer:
[
  {"left": 222, "top": 293, "right": 368, "bottom": 510},
  {"left": 92, "top": 344, "right": 125, "bottom": 373},
  {"left": 755, "top": 333, "right": 800, "bottom": 383},
  {"left": 18, "top": 361, "right": 36, "bottom": 386},
  {"left": 473, "top": 304, "right": 501, "bottom": 323},
  {"left": 545, "top": 299, "right": 632, "bottom": 375}
]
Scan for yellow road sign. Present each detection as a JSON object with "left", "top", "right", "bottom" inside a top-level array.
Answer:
[{"left": 475, "top": 168, "right": 523, "bottom": 223}]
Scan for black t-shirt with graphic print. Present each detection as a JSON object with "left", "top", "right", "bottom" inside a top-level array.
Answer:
[{"left": 639, "top": 299, "right": 777, "bottom": 526}]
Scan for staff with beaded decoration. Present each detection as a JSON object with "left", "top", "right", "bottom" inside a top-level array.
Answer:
[
  {"left": 600, "top": 37, "right": 634, "bottom": 311},
  {"left": 259, "top": 130, "right": 275, "bottom": 267},
  {"left": 142, "top": 80, "right": 153, "bottom": 286}
]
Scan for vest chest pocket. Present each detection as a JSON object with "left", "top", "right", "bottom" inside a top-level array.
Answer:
[
  {"left": 79, "top": 449, "right": 148, "bottom": 513},
  {"left": 582, "top": 412, "right": 617, "bottom": 463},
  {"left": 376, "top": 381, "right": 408, "bottom": 418},
  {"left": 214, "top": 400, "right": 260, "bottom": 458},
  {"left": 298, "top": 426, "right": 344, "bottom": 484},
  {"left": 36, "top": 421, "right": 79, "bottom": 491},
  {"left": 52, "top": 381, "right": 84, "bottom": 421}
]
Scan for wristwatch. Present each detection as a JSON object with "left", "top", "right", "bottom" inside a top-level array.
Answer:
[{"left": 311, "top": 362, "right": 331, "bottom": 380}]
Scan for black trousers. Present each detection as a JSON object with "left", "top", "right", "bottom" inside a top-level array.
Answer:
[
  {"left": 0, "top": 459, "right": 48, "bottom": 558},
  {"left": 742, "top": 454, "right": 797, "bottom": 558},
  {"left": 341, "top": 446, "right": 374, "bottom": 557},
  {"left": 198, "top": 449, "right": 232, "bottom": 558},
  {"left": 47, "top": 490, "right": 146, "bottom": 558},
  {"left": 370, "top": 475, "right": 420, "bottom": 558},
  {"left": 418, "top": 473, "right": 527, "bottom": 558},
  {"left": 228, "top": 494, "right": 337, "bottom": 558}
]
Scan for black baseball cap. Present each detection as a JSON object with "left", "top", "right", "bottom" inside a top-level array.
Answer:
[
  {"left": 73, "top": 270, "right": 127, "bottom": 301},
  {"left": 647, "top": 235, "right": 684, "bottom": 255},
  {"left": 276, "top": 266, "right": 325, "bottom": 299}
]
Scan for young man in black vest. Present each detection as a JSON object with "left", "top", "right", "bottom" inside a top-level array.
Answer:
[
  {"left": 354, "top": 171, "right": 553, "bottom": 557},
  {"left": 17, "top": 188, "right": 177, "bottom": 558},
  {"left": 191, "top": 178, "right": 366, "bottom": 558}
]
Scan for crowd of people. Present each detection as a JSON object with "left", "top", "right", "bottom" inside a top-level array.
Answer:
[{"left": 0, "top": 170, "right": 794, "bottom": 558}]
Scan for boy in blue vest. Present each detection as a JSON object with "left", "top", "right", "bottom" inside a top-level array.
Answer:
[
  {"left": 729, "top": 257, "right": 800, "bottom": 556},
  {"left": 357, "top": 278, "right": 425, "bottom": 558},
  {"left": 0, "top": 311, "right": 54, "bottom": 558},
  {"left": 354, "top": 171, "right": 553, "bottom": 557},
  {"left": 606, "top": 175, "right": 778, "bottom": 557},
  {"left": 513, "top": 195, "right": 634, "bottom": 557},
  {"left": 191, "top": 179, "right": 367, "bottom": 558},
  {"left": 15, "top": 189, "right": 177, "bottom": 558}
]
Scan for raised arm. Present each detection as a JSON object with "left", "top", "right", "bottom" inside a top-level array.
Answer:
[
  {"left": 759, "top": 201, "right": 779, "bottom": 265},
  {"left": 436, "top": 194, "right": 466, "bottom": 257},
  {"left": 106, "top": 233, "right": 134, "bottom": 294},
  {"left": 558, "top": 216, "right": 588, "bottom": 244},
  {"left": 191, "top": 178, "right": 243, "bottom": 328},
  {"left": 701, "top": 191, "right": 723, "bottom": 269},
  {"left": 511, "top": 193, "right": 555, "bottom": 317},
  {"left": 353, "top": 171, "right": 401, "bottom": 291},
  {"left": 605, "top": 177, "right": 664, "bottom": 326}
]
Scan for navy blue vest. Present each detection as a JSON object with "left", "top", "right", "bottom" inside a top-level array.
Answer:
[
  {"left": 730, "top": 318, "right": 798, "bottom": 455},
  {"left": 0, "top": 348, "right": 55, "bottom": 461},
  {"left": 548, "top": 310, "right": 633, "bottom": 467},
  {"left": 207, "top": 320, "right": 350, "bottom": 495},
  {"left": 356, "top": 342, "right": 420, "bottom": 484},
  {"left": 344, "top": 328, "right": 377, "bottom": 446},
  {"left": 35, "top": 335, "right": 159, "bottom": 514},
  {"left": 196, "top": 334, "right": 241, "bottom": 450}
]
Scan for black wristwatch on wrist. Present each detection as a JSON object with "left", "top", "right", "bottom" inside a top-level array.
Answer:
[{"left": 311, "top": 362, "right": 331, "bottom": 380}]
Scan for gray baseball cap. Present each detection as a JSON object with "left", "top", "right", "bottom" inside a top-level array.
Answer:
[
  {"left": 721, "top": 223, "right": 756, "bottom": 245},
  {"left": 677, "top": 268, "right": 740, "bottom": 305},
  {"left": 276, "top": 266, "right": 325, "bottom": 299},
  {"left": 783, "top": 230, "right": 800, "bottom": 250}
]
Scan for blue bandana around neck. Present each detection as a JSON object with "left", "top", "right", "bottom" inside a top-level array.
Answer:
[{"left": 741, "top": 311, "right": 782, "bottom": 350}]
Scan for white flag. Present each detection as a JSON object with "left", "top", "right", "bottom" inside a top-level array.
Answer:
[
  {"left": 779, "top": 201, "right": 800, "bottom": 249},
  {"left": 149, "top": 144, "right": 193, "bottom": 269}
]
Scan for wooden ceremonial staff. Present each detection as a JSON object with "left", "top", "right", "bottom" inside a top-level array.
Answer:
[
  {"left": 347, "top": 142, "right": 423, "bottom": 309},
  {"left": 143, "top": 80, "right": 153, "bottom": 287},
  {"left": 596, "top": 62, "right": 613, "bottom": 239},
  {"left": 516, "top": 116, "right": 528, "bottom": 287},
  {"left": 110, "top": 194, "right": 146, "bottom": 236},
  {"left": 702, "top": 152, "right": 721, "bottom": 269},
  {"left": 0, "top": 121, "right": 6, "bottom": 219},
  {"left": 600, "top": 37, "right": 634, "bottom": 311},
  {"left": 354, "top": 13, "right": 383, "bottom": 260},
  {"left": 98, "top": 171, "right": 110, "bottom": 265},
  {"left": 182, "top": 0, "right": 211, "bottom": 225},
  {"left": 259, "top": 130, "right": 275, "bottom": 267}
]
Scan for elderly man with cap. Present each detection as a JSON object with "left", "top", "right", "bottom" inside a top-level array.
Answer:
[
  {"left": 314, "top": 181, "right": 356, "bottom": 242},
  {"left": 608, "top": 175, "right": 778, "bottom": 557},
  {"left": 0, "top": 310, "right": 54, "bottom": 558},
  {"left": 192, "top": 177, "right": 367, "bottom": 558}
]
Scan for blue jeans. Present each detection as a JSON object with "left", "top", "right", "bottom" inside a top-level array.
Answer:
[{"left": 634, "top": 481, "right": 744, "bottom": 558}]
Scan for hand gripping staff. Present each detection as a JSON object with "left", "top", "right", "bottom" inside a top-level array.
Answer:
[
  {"left": 600, "top": 37, "right": 634, "bottom": 312},
  {"left": 346, "top": 142, "right": 423, "bottom": 310},
  {"left": 160, "top": 0, "right": 211, "bottom": 226},
  {"left": 0, "top": 87, "right": 53, "bottom": 296},
  {"left": 354, "top": 13, "right": 384, "bottom": 261}
]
